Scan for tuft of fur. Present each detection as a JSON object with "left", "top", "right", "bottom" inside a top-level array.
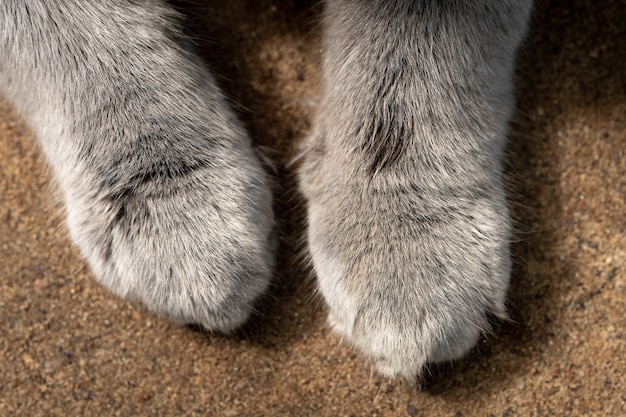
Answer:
[
  {"left": 0, "top": 0, "right": 275, "bottom": 331},
  {"left": 299, "top": 0, "right": 532, "bottom": 379}
]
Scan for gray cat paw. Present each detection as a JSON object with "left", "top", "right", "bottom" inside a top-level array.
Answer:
[
  {"left": 66, "top": 143, "right": 274, "bottom": 333},
  {"left": 300, "top": 142, "right": 511, "bottom": 379},
  {"left": 0, "top": 0, "right": 276, "bottom": 333}
]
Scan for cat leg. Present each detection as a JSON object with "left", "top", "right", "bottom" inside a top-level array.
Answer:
[
  {"left": 300, "top": 0, "right": 532, "bottom": 378},
  {"left": 0, "top": 1, "right": 274, "bottom": 331}
]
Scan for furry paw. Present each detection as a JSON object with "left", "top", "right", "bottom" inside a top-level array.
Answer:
[
  {"left": 65, "top": 142, "right": 274, "bottom": 332},
  {"left": 300, "top": 138, "right": 511, "bottom": 379},
  {"left": 1, "top": 0, "right": 275, "bottom": 332},
  {"left": 297, "top": 0, "right": 529, "bottom": 379}
]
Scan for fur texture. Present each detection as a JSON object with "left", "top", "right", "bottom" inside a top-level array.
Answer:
[
  {"left": 0, "top": 1, "right": 275, "bottom": 331},
  {"left": 299, "top": 0, "right": 532, "bottom": 378},
  {"left": 0, "top": 0, "right": 531, "bottom": 379}
]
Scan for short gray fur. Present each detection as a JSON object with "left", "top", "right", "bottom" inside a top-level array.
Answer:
[
  {"left": 0, "top": 1, "right": 275, "bottom": 332},
  {"left": 299, "top": 0, "right": 532, "bottom": 378}
]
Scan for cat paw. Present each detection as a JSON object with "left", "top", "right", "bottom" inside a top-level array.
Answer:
[
  {"left": 65, "top": 139, "right": 274, "bottom": 333},
  {"left": 299, "top": 144, "right": 511, "bottom": 379},
  {"left": 1, "top": 0, "right": 276, "bottom": 333}
]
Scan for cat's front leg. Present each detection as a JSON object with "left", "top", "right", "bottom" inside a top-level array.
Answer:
[
  {"left": 0, "top": 1, "right": 274, "bottom": 331},
  {"left": 300, "top": 0, "right": 532, "bottom": 379}
]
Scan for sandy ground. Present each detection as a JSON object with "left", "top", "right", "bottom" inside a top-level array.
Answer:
[{"left": 1, "top": 0, "right": 624, "bottom": 415}]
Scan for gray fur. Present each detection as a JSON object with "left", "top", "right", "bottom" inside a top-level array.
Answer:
[
  {"left": 299, "top": 0, "right": 532, "bottom": 379},
  {"left": 1, "top": 0, "right": 532, "bottom": 379},
  {"left": 0, "top": 1, "right": 275, "bottom": 331}
]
